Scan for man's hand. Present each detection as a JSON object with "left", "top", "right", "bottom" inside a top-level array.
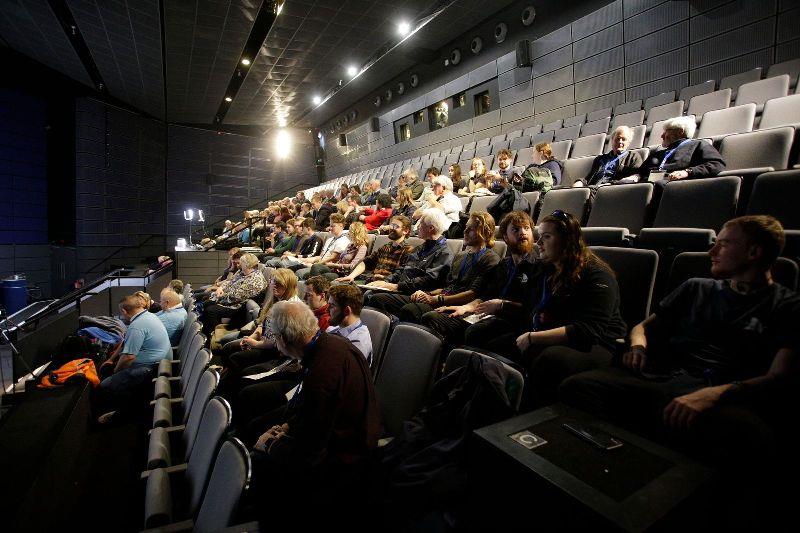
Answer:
[
  {"left": 515, "top": 332, "right": 533, "bottom": 353},
  {"left": 475, "top": 299, "right": 503, "bottom": 315},
  {"left": 439, "top": 304, "right": 473, "bottom": 317},
  {"left": 667, "top": 170, "right": 689, "bottom": 181},
  {"left": 254, "top": 424, "right": 288, "bottom": 452},
  {"left": 622, "top": 345, "right": 647, "bottom": 372},
  {"left": 334, "top": 275, "right": 354, "bottom": 283},
  {"left": 214, "top": 287, "right": 224, "bottom": 297},
  {"left": 411, "top": 290, "right": 433, "bottom": 304},
  {"left": 663, "top": 385, "right": 727, "bottom": 430},
  {"left": 366, "top": 280, "right": 398, "bottom": 291}
]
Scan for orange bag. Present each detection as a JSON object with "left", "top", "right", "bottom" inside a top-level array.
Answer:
[{"left": 38, "top": 358, "right": 100, "bottom": 389}]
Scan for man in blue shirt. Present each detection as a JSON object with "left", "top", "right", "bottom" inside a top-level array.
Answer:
[
  {"left": 156, "top": 288, "right": 187, "bottom": 345},
  {"left": 326, "top": 284, "right": 373, "bottom": 366},
  {"left": 98, "top": 294, "right": 171, "bottom": 422}
]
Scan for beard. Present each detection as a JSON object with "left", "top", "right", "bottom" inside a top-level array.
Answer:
[
  {"left": 388, "top": 229, "right": 402, "bottom": 240},
  {"left": 507, "top": 238, "right": 533, "bottom": 256}
]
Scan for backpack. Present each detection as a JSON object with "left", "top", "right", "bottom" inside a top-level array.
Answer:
[
  {"left": 486, "top": 187, "right": 531, "bottom": 222},
  {"left": 380, "top": 353, "right": 516, "bottom": 521},
  {"left": 38, "top": 358, "right": 100, "bottom": 389}
]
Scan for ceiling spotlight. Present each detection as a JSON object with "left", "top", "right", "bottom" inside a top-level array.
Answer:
[
  {"left": 241, "top": 58, "right": 251, "bottom": 66},
  {"left": 278, "top": 117, "right": 287, "bottom": 127},
  {"left": 398, "top": 21, "right": 410, "bottom": 36},
  {"left": 225, "top": 96, "right": 232, "bottom": 102},
  {"left": 312, "top": 95, "right": 322, "bottom": 105},
  {"left": 347, "top": 65, "right": 358, "bottom": 77}
]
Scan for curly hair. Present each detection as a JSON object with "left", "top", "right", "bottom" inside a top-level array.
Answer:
[{"left": 468, "top": 211, "right": 496, "bottom": 248}]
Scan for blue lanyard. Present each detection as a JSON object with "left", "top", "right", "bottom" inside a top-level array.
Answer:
[
  {"left": 458, "top": 247, "right": 488, "bottom": 280},
  {"left": 500, "top": 256, "right": 518, "bottom": 298},
  {"left": 418, "top": 237, "right": 446, "bottom": 260},
  {"left": 602, "top": 150, "right": 627, "bottom": 175},
  {"left": 532, "top": 276, "right": 552, "bottom": 331},
  {"left": 659, "top": 139, "right": 692, "bottom": 170}
]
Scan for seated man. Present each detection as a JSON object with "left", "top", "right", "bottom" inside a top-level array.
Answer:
[
  {"left": 264, "top": 219, "right": 322, "bottom": 269},
  {"left": 303, "top": 275, "right": 331, "bottom": 330},
  {"left": 403, "top": 167, "right": 425, "bottom": 200},
  {"left": 371, "top": 212, "right": 500, "bottom": 330},
  {"left": 202, "top": 253, "right": 267, "bottom": 337},
  {"left": 365, "top": 209, "right": 454, "bottom": 309},
  {"left": 638, "top": 116, "right": 726, "bottom": 181},
  {"left": 326, "top": 284, "right": 373, "bottom": 366},
  {"left": 156, "top": 288, "right": 188, "bottom": 345},
  {"left": 294, "top": 214, "right": 350, "bottom": 278},
  {"left": 361, "top": 179, "right": 384, "bottom": 206},
  {"left": 335, "top": 215, "right": 414, "bottom": 284},
  {"left": 260, "top": 218, "right": 298, "bottom": 260},
  {"left": 412, "top": 176, "right": 461, "bottom": 231},
  {"left": 576, "top": 126, "right": 644, "bottom": 187},
  {"left": 250, "top": 301, "right": 379, "bottom": 526},
  {"left": 431, "top": 210, "right": 539, "bottom": 349},
  {"left": 560, "top": 216, "right": 799, "bottom": 462},
  {"left": 98, "top": 294, "right": 172, "bottom": 421},
  {"left": 310, "top": 194, "right": 334, "bottom": 230},
  {"left": 488, "top": 148, "right": 516, "bottom": 193}
]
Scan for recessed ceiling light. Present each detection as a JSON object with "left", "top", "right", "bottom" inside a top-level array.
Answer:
[
  {"left": 225, "top": 96, "right": 232, "bottom": 102},
  {"left": 312, "top": 95, "right": 322, "bottom": 105},
  {"left": 398, "top": 21, "right": 410, "bottom": 36},
  {"left": 278, "top": 117, "right": 287, "bottom": 127},
  {"left": 241, "top": 58, "right": 251, "bottom": 66},
  {"left": 347, "top": 65, "right": 358, "bottom": 77}
]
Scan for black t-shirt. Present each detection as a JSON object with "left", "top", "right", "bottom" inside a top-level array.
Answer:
[
  {"left": 655, "top": 278, "right": 800, "bottom": 381},
  {"left": 444, "top": 247, "right": 500, "bottom": 296},
  {"left": 479, "top": 255, "right": 540, "bottom": 326}
]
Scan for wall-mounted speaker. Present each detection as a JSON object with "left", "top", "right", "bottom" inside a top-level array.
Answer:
[
  {"left": 516, "top": 39, "right": 531, "bottom": 68},
  {"left": 521, "top": 6, "right": 536, "bottom": 26},
  {"left": 470, "top": 36, "right": 483, "bottom": 54},
  {"left": 374, "top": 95, "right": 382, "bottom": 107},
  {"left": 385, "top": 89, "right": 393, "bottom": 102},
  {"left": 494, "top": 22, "right": 508, "bottom": 43},
  {"left": 338, "top": 133, "right": 347, "bottom": 147},
  {"left": 397, "top": 82, "right": 405, "bottom": 95},
  {"left": 450, "top": 48, "right": 462, "bottom": 65},
  {"left": 410, "top": 73, "right": 419, "bottom": 87},
  {"left": 370, "top": 117, "right": 380, "bottom": 132}
]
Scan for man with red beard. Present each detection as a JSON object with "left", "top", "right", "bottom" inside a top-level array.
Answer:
[{"left": 429, "top": 210, "right": 541, "bottom": 350}]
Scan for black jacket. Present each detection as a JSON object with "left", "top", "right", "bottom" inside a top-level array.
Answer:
[
  {"left": 586, "top": 150, "right": 644, "bottom": 185},
  {"left": 298, "top": 234, "right": 323, "bottom": 258},
  {"left": 387, "top": 238, "right": 454, "bottom": 294},
  {"left": 639, "top": 139, "right": 726, "bottom": 179},
  {"left": 313, "top": 204, "right": 335, "bottom": 230}
]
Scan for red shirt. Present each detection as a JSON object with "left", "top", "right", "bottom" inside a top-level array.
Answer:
[
  {"left": 361, "top": 207, "right": 392, "bottom": 231},
  {"left": 313, "top": 303, "right": 330, "bottom": 331}
]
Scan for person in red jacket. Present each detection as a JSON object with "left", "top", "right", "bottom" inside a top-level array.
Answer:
[{"left": 359, "top": 194, "right": 393, "bottom": 231}]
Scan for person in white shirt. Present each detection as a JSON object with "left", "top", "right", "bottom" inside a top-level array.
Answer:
[
  {"left": 325, "top": 284, "right": 373, "bottom": 366},
  {"left": 294, "top": 213, "right": 351, "bottom": 279},
  {"left": 413, "top": 175, "right": 461, "bottom": 231}
]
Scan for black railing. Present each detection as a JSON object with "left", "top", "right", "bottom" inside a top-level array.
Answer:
[{"left": 85, "top": 234, "right": 164, "bottom": 275}]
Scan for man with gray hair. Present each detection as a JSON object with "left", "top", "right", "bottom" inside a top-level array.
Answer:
[
  {"left": 638, "top": 116, "right": 725, "bottom": 181},
  {"left": 361, "top": 179, "right": 384, "bottom": 206},
  {"left": 403, "top": 166, "right": 424, "bottom": 200},
  {"left": 251, "top": 300, "right": 379, "bottom": 510},
  {"left": 580, "top": 125, "right": 645, "bottom": 186},
  {"left": 156, "top": 288, "right": 187, "bottom": 345}
]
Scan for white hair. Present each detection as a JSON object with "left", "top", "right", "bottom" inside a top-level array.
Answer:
[
  {"left": 160, "top": 288, "right": 182, "bottom": 307},
  {"left": 662, "top": 116, "right": 696, "bottom": 140},
  {"left": 238, "top": 253, "right": 260, "bottom": 270},
  {"left": 613, "top": 125, "right": 633, "bottom": 139},
  {"left": 419, "top": 208, "right": 451, "bottom": 236},
  {"left": 269, "top": 300, "right": 319, "bottom": 345},
  {"left": 402, "top": 167, "right": 419, "bottom": 181},
  {"left": 431, "top": 175, "right": 454, "bottom": 191}
]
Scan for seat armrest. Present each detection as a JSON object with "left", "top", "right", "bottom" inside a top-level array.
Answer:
[
  {"left": 140, "top": 519, "right": 195, "bottom": 533},
  {"left": 140, "top": 463, "right": 187, "bottom": 481}
]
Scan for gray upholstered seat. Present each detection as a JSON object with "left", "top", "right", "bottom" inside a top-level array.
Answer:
[
  {"left": 611, "top": 109, "right": 645, "bottom": 129},
  {"left": 614, "top": 100, "right": 643, "bottom": 115},
  {"left": 563, "top": 113, "right": 587, "bottom": 127},
  {"left": 646, "top": 100, "right": 684, "bottom": 128},
  {"left": 696, "top": 103, "right": 756, "bottom": 142},
  {"left": 644, "top": 91, "right": 675, "bottom": 113},
  {"left": 687, "top": 89, "right": 732, "bottom": 121},
  {"left": 570, "top": 133, "right": 606, "bottom": 158},
  {"left": 522, "top": 124, "right": 542, "bottom": 136},
  {"left": 767, "top": 58, "right": 800, "bottom": 89},
  {"left": 360, "top": 307, "right": 392, "bottom": 375},
  {"left": 587, "top": 107, "right": 613, "bottom": 122},
  {"left": 469, "top": 195, "right": 497, "bottom": 215},
  {"left": 542, "top": 119, "right": 563, "bottom": 132},
  {"left": 679, "top": 80, "right": 715, "bottom": 104},
  {"left": 530, "top": 130, "right": 555, "bottom": 145},
  {"left": 736, "top": 75, "right": 790, "bottom": 113},
  {"left": 509, "top": 135, "right": 532, "bottom": 151},
  {"left": 580, "top": 116, "right": 611, "bottom": 136},
  {"left": 554, "top": 125, "right": 581, "bottom": 142},
  {"left": 586, "top": 182, "right": 654, "bottom": 235},
  {"left": 720, "top": 67, "right": 762, "bottom": 100},
  {"left": 536, "top": 187, "right": 592, "bottom": 224},
  {"left": 590, "top": 246, "right": 659, "bottom": 327},
  {"left": 444, "top": 348, "right": 525, "bottom": 412},
  {"left": 549, "top": 140, "right": 572, "bottom": 161},
  {"left": 759, "top": 94, "right": 800, "bottom": 129}
]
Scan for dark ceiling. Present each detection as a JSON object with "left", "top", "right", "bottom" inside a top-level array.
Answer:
[{"left": 0, "top": 0, "right": 512, "bottom": 130}]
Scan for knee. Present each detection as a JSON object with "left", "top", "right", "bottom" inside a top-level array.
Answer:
[
  {"left": 398, "top": 303, "right": 420, "bottom": 323},
  {"left": 420, "top": 310, "right": 439, "bottom": 326}
]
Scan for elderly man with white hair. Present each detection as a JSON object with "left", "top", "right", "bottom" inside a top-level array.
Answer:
[
  {"left": 413, "top": 175, "right": 461, "bottom": 228},
  {"left": 365, "top": 209, "right": 454, "bottom": 310},
  {"left": 639, "top": 116, "right": 726, "bottom": 181},
  {"left": 578, "top": 125, "right": 645, "bottom": 187},
  {"left": 156, "top": 288, "right": 187, "bottom": 345}
]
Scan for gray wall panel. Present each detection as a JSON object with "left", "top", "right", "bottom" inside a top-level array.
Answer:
[
  {"left": 689, "top": 19, "right": 775, "bottom": 68},
  {"left": 626, "top": 47, "right": 689, "bottom": 86},
  {"left": 574, "top": 46, "right": 624, "bottom": 82},
  {"left": 777, "top": 39, "right": 800, "bottom": 62},
  {"left": 689, "top": 48, "right": 774, "bottom": 85},
  {"left": 623, "top": 0, "right": 668, "bottom": 18},
  {"left": 532, "top": 46, "right": 574, "bottom": 78},
  {"left": 777, "top": 8, "right": 800, "bottom": 42},
  {"left": 691, "top": 0, "right": 776, "bottom": 41},
  {"left": 533, "top": 85, "right": 575, "bottom": 114},
  {"left": 624, "top": 1, "right": 689, "bottom": 41},
  {"left": 499, "top": 81, "right": 534, "bottom": 107},
  {"left": 497, "top": 51, "right": 517, "bottom": 74},
  {"left": 469, "top": 61, "right": 498, "bottom": 88},
  {"left": 500, "top": 98, "right": 534, "bottom": 123},
  {"left": 575, "top": 91, "right": 625, "bottom": 115},
  {"left": 625, "top": 21, "right": 689, "bottom": 64},
  {"left": 533, "top": 105, "right": 576, "bottom": 126},
  {"left": 499, "top": 66, "right": 532, "bottom": 91},
  {"left": 571, "top": 0, "right": 622, "bottom": 40},
  {"left": 573, "top": 23, "right": 623, "bottom": 61},
  {"left": 626, "top": 72, "right": 689, "bottom": 102},
  {"left": 534, "top": 65, "right": 575, "bottom": 96},
  {"left": 531, "top": 26, "right": 573, "bottom": 59},
  {"left": 574, "top": 69, "right": 625, "bottom": 102}
]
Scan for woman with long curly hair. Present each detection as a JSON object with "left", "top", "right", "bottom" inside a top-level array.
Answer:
[
  {"left": 514, "top": 209, "right": 627, "bottom": 406},
  {"left": 307, "top": 221, "right": 370, "bottom": 280}
]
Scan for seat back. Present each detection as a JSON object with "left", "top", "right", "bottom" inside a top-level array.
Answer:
[
  {"left": 176, "top": 319, "right": 200, "bottom": 357},
  {"left": 469, "top": 195, "right": 497, "bottom": 215},
  {"left": 243, "top": 300, "right": 260, "bottom": 325},
  {"left": 570, "top": 133, "right": 606, "bottom": 158},
  {"left": 648, "top": 115, "right": 696, "bottom": 147},
  {"left": 444, "top": 349, "right": 525, "bottom": 412},
  {"left": 719, "top": 127, "right": 793, "bottom": 173},
  {"left": 490, "top": 134, "right": 507, "bottom": 145},
  {"left": 564, "top": 156, "right": 596, "bottom": 185},
  {"left": 614, "top": 100, "right": 642, "bottom": 115},
  {"left": 759, "top": 94, "right": 800, "bottom": 129},
  {"left": 644, "top": 91, "right": 675, "bottom": 113},
  {"left": 736, "top": 75, "right": 790, "bottom": 109},
  {"left": 554, "top": 125, "right": 581, "bottom": 142},
  {"left": 522, "top": 124, "right": 542, "bottom": 136},
  {"left": 746, "top": 170, "right": 800, "bottom": 229},
  {"left": 587, "top": 107, "right": 612, "bottom": 122},
  {"left": 587, "top": 183, "right": 654, "bottom": 234},
  {"left": 360, "top": 307, "right": 392, "bottom": 375},
  {"left": 679, "top": 80, "right": 715, "bottom": 103},
  {"left": 515, "top": 147, "right": 535, "bottom": 167},
  {"left": 521, "top": 191, "right": 541, "bottom": 218},
  {"left": 767, "top": 58, "right": 800, "bottom": 89},
  {"left": 646, "top": 100, "right": 684, "bottom": 127},
  {"left": 549, "top": 140, "right": 572, "bottom": 161},
  {"left": 590, "top": 246, "right": 659, "bottom": 327},
  {"left": 374, "top": 323, "right": 442, "bottom": 436},
  {"left": 193, "top": 438, "right": 250, "bottom": 533},
  {"left": 530, "top": 130, "right": 555, "bottom": 146},
  {"left": 696, "top": 103, "right": 755, "bottom": 139},
  {"left": 611, "top": 110, "right": 645, "bottom": 129},
  {"left": 179, "top": 333, "right": 204, "bottom": 377},
  {"left": 506, "top": 129, "right": 523, "bottom": 140},
  {"left": 537, "top": 188, "right": 592, "bottom": 224},
  {"left": 405, "top": 236, "right": 424, "bottom": 249},
  {"left": 186, "top": 397, "right": 233, "bottom": 517},
  {"left": 183, "top": 369, "right": 221, "bottom": 457},
  {"left": 183, "top": 348, "right": 211, "bottom": 406},
  {"left": 475, "top": 145, "right": 492, "bottom": 157},
  {"left": 653, "top": 177, "right": 741, "bottom": 230},
  {"left": 687, "top": 89, "right": 732, "bottom": 119},
  {"left": 490, "top": 140, "right": 510, "bottom": 153},
  {"left": 581, "top": 117, "right": 611, "bottom": 136},
  {"left": 720, "top": 67, "right": 762, "bottom": 99},
  {"left": 446, "top": 239, "right": 464, "bottom": 257},
  {"left": 564, "top": 113, "right": 587, "bottom": 127},
  {"left": 669, "top": 252, "right": 799, "bottom": 292},
  {"left": 509, "top": 135, "right": 532, "bottom": 151},
  {"left": 542, "top": 119, "right": 563, "bottom": 132},
  {"left": 628, "top": 125, "right": 647, "bottom": 149}
]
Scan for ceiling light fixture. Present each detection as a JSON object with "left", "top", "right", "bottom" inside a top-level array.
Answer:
[
  {"left": 347, "top": 65, "right": 358, "bottom": 77},
  {"left": 225, "top": 96, "right": 233, "bottom": 102},
  {"left": 241, "top": 58, "right": 251, "bottom": 66},
  {"left": 312, "top": 95, "right": 322, "bottom": 105},
  {"left": 398, "top": 21, "right": 410, "bottom": 36}
]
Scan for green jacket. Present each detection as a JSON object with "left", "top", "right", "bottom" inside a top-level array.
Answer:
[{"left": 273, "top": 235, "right": 297, "bottom": 255}]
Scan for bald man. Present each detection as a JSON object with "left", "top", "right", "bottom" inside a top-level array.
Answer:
[{"left": 156, "top": 288, "right": 188, "bottom": 345}]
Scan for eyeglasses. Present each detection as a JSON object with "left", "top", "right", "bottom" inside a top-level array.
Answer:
[{"left": 550, "top": 209, "right": 570, "bottom": 222}]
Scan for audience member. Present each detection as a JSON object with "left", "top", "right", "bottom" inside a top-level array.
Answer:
[
  {"left": 638, "top": 116, "right": 726, "bottom": 181},
  {"left": 402, "top": 168, "right": 425, "bottom": 200},
  {"left": 448, "top": 163, "right": 464, "bottom": 194},
  {"left": 467, "top": 158, "right": 488, "bottom": 193},
  {"left": 156, "top": 288, "right": 187, "bottom": 345},
  {"left": 264, "top": 219, "right": 322, "bottom": 269},
  {"left": 294, "top": 214, "right": 351, "bottom": 278},
  {"left": 519, "top": 142, "right": 563, "bottom": 191},
  {"left": 359, "top": 193, "right": 393, "bottom": 231},
  {"left": 327, "top": 284, "right": 373, "bottom": 365},
  {"left": 202, "top": 253, "right": 266, "bottom": 337},
  {"left": 310, "top": 194, "right": 334, "bottom": 230},
  {"left": 413, "top": 176, "right": 460, "bottom": 229},
  {"left": 335, "top": 216, "right": 414, "bottom": 284},
  {"left": 303, "top": 275, "right": 331, "bottom": 330},
  {"left": 308, "top": 221, "right": 369, "bottom": 280},
  {"left": 578, "top": 126, "right": 644, "bottom": 186}
]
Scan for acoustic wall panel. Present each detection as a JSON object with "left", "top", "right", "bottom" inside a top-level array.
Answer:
[
  {"left": 626, "top": 73, "right": 689, "bottom": 102},
  {"left": 497, "top": 51, "right": 518, "bottom": 74},
  {"left": 573, "top": 23, "right": 623, "bottom": 61},
  {"left": 571, "top": 0, "right": 622, "bottom": 40},
  {"left": 532, "top": 46, "right": 574, "bottom": 78},
  {"left": 531, "top": 26, "right": 572, "bottom": 59},
  {"left": 624, "top": 0, "right": 689, "bottom": 41},
  {"left": 689, "top": 49, "right": 774, "bottom": 85},
  {"left": 690, "top": 0, "right": 776, "bottom": 42},
  {"left": 499, "top": 67, "right": 533, "bottom": 91},
  {"left": 625, "top": 21, "right": 689, "bottom": 64},
  {"left": 469, "top": 61, "right": 498, "bottom": 88},
  {"left": 574, "top": 46, "right": 624, "bottom": 82},
  {"left": 533, "top": 85, "right": 575, "bottom": 114},
  {"left": 500, "top": 99, "right": 534, "bottom": 124},
  {"left": 575, "top": 91, "right": 625, "bottom": 115},
  {"left": 499, "top": 81, "right": 534, "bottom": 107},
  {"left": 623, "top": 0, "right": 668, "bottom": 18},
  {"left": 574, "top": 69, "right": 625, "bottom": 102},
  {"left": 626, "top": 47, "right": 689, "bottom": 86},
  {"left": 690, "top": 19, "right": 775, "bottom": 68},
  {"left": 534, "top": 65, "right": 575, "bottom": 97},
  {"left": 777, "top": 8, "right": 800, "bottom": 42}
]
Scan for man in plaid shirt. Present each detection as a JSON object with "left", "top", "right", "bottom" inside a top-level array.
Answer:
[{"left": 335, "top": 215, "right": 413, "bottom": 284}]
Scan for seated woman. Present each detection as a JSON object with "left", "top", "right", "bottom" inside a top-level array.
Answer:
[
  {"left": 201, "top": 253, "right": 266, "bottom": 338},
  {"left": 359, "top": 193, "right": 393, "bottom": 231},
  {"left": 518, "top": 142, "right": 563, "bottom": 191},
  {"left": 307, "top": 221, "right": 370, "bottom": 280},
  {"left": 337, "top": 183, "right": 350, "bottom": 201},
  {"left": 512, "top": 210, "right": 627, "bottom": 406},
  {"left": 449, "top": 163, "right": 465, "bottom": 194},
  {"left": 390, "top": 187, "right": 417, "bottom": 222},
  {"left": 466, "top": 157, "right": 489, "bottom": 193},
  {"left": 215, "top": 267, "right": 301, "bottom": 380}
]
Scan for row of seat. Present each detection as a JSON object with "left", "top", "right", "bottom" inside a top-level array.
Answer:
[{"left": 312, "top": 59, "right": 800, "bottom": 197}]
